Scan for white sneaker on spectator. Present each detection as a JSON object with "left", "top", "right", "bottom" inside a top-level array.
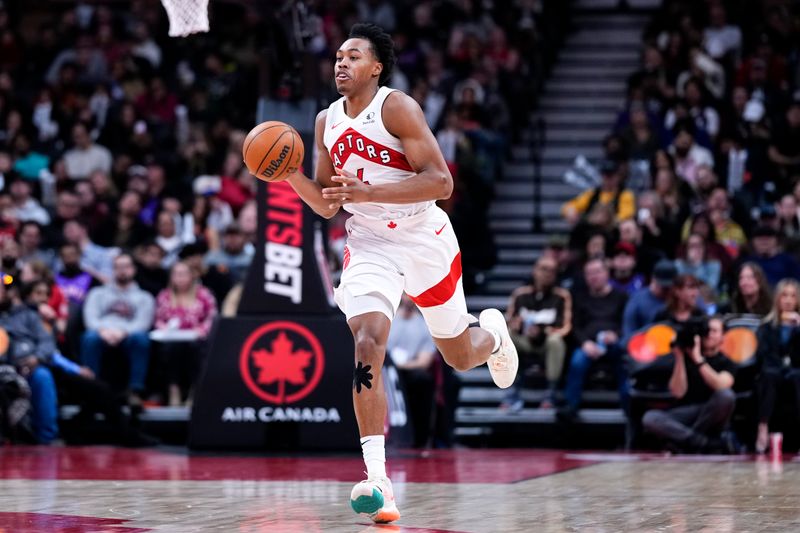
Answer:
[{"left": 479, "top": 308, "right": 519, "bottom": 389}]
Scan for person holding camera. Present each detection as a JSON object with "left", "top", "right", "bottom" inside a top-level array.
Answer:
[{"left": 642, "top": 316, "right": 737, "bottom": 452}]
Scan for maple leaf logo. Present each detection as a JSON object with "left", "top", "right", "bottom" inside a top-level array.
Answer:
[
  {"left": 252, "top": 332, "right": 312, "bottom": 402},
  {"left": 239, "top": 322, "right": 325, "bottom": 404}
]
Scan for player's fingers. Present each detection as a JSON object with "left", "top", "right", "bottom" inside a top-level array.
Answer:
[
  {"left": 334, "top": 167, "right": 357, "bottom": 178},
  {"left": 331, "top": 175, "right": 357, "bottom": 185}
]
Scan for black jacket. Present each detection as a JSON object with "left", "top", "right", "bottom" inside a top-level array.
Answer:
[{"left": 755, "top": 322, "right": 800, "bottom": 371}]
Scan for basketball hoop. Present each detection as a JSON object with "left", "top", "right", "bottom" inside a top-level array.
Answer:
[{"left": 161, "top": 0, "right": 210, "bottom": 37}]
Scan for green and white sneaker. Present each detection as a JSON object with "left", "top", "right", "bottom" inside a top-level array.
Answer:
[{"left": 350, "top": 476, "right": 400, "bottom": 523}]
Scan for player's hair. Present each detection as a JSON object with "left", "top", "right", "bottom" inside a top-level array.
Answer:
[{"left": 349, "top": 23, "right": 396, "bottom": 86}]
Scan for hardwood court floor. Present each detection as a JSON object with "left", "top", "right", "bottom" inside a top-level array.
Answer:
[{"left": 0, "top": 447, "right": 798, "bottom": 532}]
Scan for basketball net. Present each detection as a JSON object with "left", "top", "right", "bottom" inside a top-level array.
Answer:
[{"left": 161, "top": 0, "right": 210, "bottom": 37}]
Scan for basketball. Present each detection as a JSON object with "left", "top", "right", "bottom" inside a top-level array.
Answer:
[{"left": 242, "top": 121, "right": 304, "bottom": 182}]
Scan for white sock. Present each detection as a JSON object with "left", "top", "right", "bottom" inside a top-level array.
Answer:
[
  {"left": 360, "top": 435, "right": 387, "bottom": 479},
  {"left": 487, "top": 329, "right": 501, "bottom": 353}
]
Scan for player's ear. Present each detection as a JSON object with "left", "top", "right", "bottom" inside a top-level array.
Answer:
[{"left": 372, "top": 62, "right": 383, "bottom": 80}]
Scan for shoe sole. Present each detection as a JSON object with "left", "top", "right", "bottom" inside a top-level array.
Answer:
[
  {"left": 373, "top": 504, "right": 401, "bottom": 523},
  {"left": 480, "top": 309, "right": 519, "bottom": 389}
]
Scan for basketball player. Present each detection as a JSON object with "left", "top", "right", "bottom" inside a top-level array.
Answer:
[{"left": 285, "top": 23, "right": 518, "bottom": 523}]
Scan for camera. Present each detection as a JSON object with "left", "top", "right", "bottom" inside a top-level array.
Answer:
[{"left": 673, "top": 317, "right": 709, "bottom": 351}]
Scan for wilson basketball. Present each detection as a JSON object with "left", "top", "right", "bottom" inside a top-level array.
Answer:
[{"left": 242, "top": 121, "right": 304, "bottom": 182}]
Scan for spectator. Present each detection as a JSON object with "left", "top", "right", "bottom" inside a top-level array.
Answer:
[
  {"left": 642, "top": 316, "right": 737, "bottom": 452},
  {"left": 754, "top": 279, "right": 800, "bottom": 454},
  {"left": 703, "top": 4, "right": 741, "bottom": 62},
  {"left": 502, "top": 255, "right": 572, "bottom": 411},
  {"left": 562, "top": 160, "right": 636, "bottom": 226},
  {"left": 678, "top": 212, "right": 733, "bottom": 274},
  {"left": 45, "top": 190, "right": 82, "bottom": 249},
  {"left": 623, "top": 259, "right": 678, "bottom": 339},
  {"left": 154, "top": 210, "right": 187, "bottom": 268},
  {"left": 704, "top": 188, "right": 746, "bottom": 259},
  {"left": 63, "top": 123, "right": 112, "bottom": 181},
  {"left": 19, "top": 261, "right": 68, "bottom": 339},
  {"left": 742, "top": 225, "right": 800, "bottom": 287},
  {"left": 609, "top": 242, "right": 646, "bottom": 295},
  {"left": 179, "top": 242, "right": 233, "bottom": 305},
  {"left": 134, "top": 241, "right": 169, "bottom": 297},
  {"left": 61, "top": 219, "right": 117, "bottom": 283},
  {"left": 653, "top": 274, "right": 705, "bottom": 325},
  {"left": 721, "top": 262, "right": 772, "bottom": 317},
  {"left": 617, "top": 218, "right": 663, "bottom": 276},
  {"left": 95, "top": 190, "right": 152, "bottom": 249},
  {"left": 669, "top": 120, "right": 714, "bottom": 187},
  {"left": 203, "top": 222, "right": 253, "bottom": 284},
  {"left": 676, "top": 233, "right": 722, "bottom": 293},
  {"left": 54, "top": 243, "right": 100, "bottom": 307},
  {"left": 17, "top": 221, "right": 55, "bottom": 269},
  {"left": 386, "top": 295, "right": 437, "bottom": 447},
  {"left": 0, "top": 280, "right": 59, "bottom": 443},
  {"left": 153, "top": 261, "right": 217, "bottom": 407},
  {"left": 562, "top": 258, "right": 629, "bottom": 417},
  {"left": 768, "top": 99, "right": 800, "bottom": 181},
  {"left": 9, "top": 178, "right": 50, "bottom": 226},
  {"left": 81, "top": 253, "right": 155, "bottom": 404}
]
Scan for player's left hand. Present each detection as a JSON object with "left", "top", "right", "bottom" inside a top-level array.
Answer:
[{"left": 322, "top": 168, "right": 371, "bottom": 208}]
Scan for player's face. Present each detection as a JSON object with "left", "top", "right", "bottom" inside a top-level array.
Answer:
[{"left": 334, "top": 38, "right": 382, "bottom": 95}]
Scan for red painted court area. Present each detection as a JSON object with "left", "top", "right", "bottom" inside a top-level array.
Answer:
[
  {"left": 1, "top": 447, "right": 798, "bottom": 532},
  {"left": 0, "top": 446, "right": 594, "bottom": 483}
]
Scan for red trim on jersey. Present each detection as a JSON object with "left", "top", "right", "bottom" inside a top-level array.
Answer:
[
  {"left": 330, "top": 127, "right": 413, "bottom": 172},
  {"left": 408, "top": 252, "right": 462, "bottom": 308}
]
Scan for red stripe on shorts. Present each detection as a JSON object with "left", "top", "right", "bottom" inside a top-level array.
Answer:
[
  {"left": 408, "top": 252, "right": 462, "bottom": 308},
  {"left": 343, "top": 245, "right": 351, "bottom": 270}
]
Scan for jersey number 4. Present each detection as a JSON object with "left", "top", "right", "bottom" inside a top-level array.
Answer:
[{"left": 356, "top": 168, "right": 370, "bottom": 185}]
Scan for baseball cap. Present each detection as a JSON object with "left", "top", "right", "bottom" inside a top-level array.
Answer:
[
  {"left": 652, "top": 259, "right": 678, "bottom": 287},
  {"left": 752, "top": 224, "right": 779, "bottom": 238},
  {"left": 614, "top": 242, "right": 636, "bottom": 257}
]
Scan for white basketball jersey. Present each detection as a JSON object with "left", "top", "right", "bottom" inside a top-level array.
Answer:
[{"left": 323, "top": 86, "right": 433, "bottom": 220}]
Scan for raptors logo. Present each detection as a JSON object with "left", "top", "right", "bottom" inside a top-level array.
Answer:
[{"left": 239, "top": 321, "right": 325, "bottom": 404}]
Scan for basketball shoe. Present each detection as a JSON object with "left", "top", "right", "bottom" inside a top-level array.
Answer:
[
  {"left": 479, "top": 308, "right": 519, "bottom": 389},
  {"left": 350, "top": 476, "right": 400, "bottom": 523}
]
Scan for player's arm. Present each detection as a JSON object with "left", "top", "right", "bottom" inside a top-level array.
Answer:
[
  {"left": 322, "top": 92, "right": 453, "bottom": 206},
  {"left": 285, "top": 110, "right": 340, "bottom": 219}
]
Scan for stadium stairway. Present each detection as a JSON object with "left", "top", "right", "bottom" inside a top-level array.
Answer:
[{"left": 458, "top": 3, "right": 656, "bottom": 448}]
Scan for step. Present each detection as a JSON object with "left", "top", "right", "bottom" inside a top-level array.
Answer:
[
  {"left": 498, "top": 248, "right": 539, "bottom": 263},
  {"left": 551, "top": 65, "right": 636, "bottom": 79},
  {"left": 496, "top": 181, "right": 580, "bottom": 200},
  {"left": 459, "top": 387, "right": 623, "bottom": 405},
  {"left": 489, "top": 201, "right": 562, "bottom": 219},
  {"left": 574, "top": 0, "right": 660, "bottom": 10},
  {"left": 532, "top": 111, "right": 617, "bottom": 127},
  {"left": 488, "top": 264, "right": 538, "bottom": 279},
  {"left": 544, "top": 80, "right": 627, "bottom": 95},
  {"left": 540, "top": 145, "right": 605, "bottom": 160},
  {"left": 538, "top": 95, "right": 624, "bottom": 110},
  {"left": 488, "top": 218, "right": 532, "bottom": 232},
  {"left": 485, "top": 279, "right": 526, "bottom": 295},
  {"left": 455, "top": 407, "right": 627, "bottom": 424},
  {"left": 567, "top": 31, "right": 646, "bottom": 46},
  {"left": 538, "top": 129, "right": 609, "bottom": 143},
  {"left": 493, "top": 232, "right": 546, "bottom": 247},
  {"left": 465, "top": 295, "right": 508, "bottom": 312},
  {"left": 574, "top": 15, "right": 652, "bottom": 27},
  {"left": 559, "top": 49, "right": 639, "bottom": 61}
]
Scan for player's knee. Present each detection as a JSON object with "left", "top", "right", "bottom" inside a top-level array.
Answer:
[{"left": 353, "top": 334, "right": 385, "bottom": 366}]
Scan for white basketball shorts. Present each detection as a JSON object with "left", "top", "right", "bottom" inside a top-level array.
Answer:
[{"left": 333, "top": 206, "right": 475, "bottom": 339}]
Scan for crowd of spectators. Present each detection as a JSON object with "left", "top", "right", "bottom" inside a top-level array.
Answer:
[
  {"left": 0, "top": 0, "right": 570, "bottom": 446},
  {"left": 506, "top": 0, "right": 800, "bottom": 453}
]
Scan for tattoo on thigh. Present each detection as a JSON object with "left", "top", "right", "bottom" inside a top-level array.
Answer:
[{"left": 353, "top": 362, "right": 373, "bottom": 393}]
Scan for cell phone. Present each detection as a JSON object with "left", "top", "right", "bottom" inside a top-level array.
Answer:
[{"left": 637, "top": 208, "right": 651, "bottom": 223}]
